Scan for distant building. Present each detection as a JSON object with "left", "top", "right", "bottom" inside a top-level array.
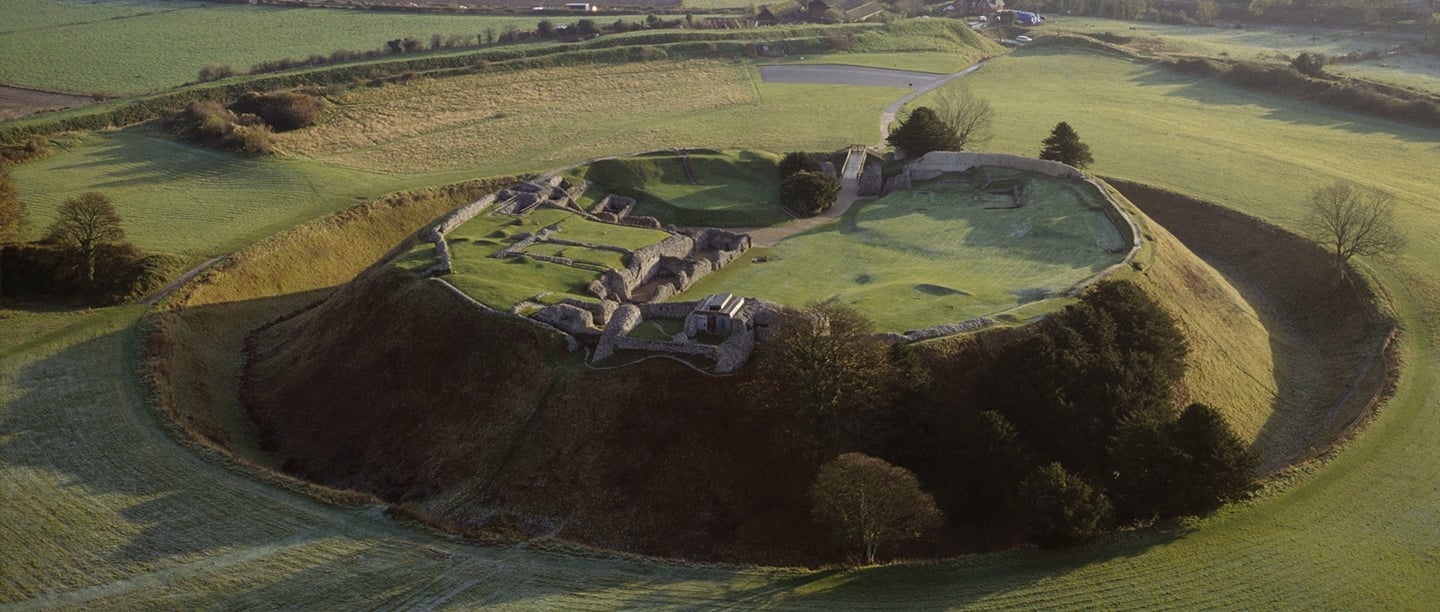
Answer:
[
  {"left": 565, "top": 2, "right": 599, "bottom": 11},
  {"left": 687, "top": 293, "right": 746, "bottom": 337},
  {"left": 959, "top": 0, "right": 1003, "bottom": 16}
]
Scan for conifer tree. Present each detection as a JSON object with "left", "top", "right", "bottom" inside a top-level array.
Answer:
[{"left": 1039, "top": 121, "right": 1094, "bottom": 169}]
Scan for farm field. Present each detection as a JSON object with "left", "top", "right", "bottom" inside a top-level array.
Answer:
[
  {"left": 1045, "top": 15, "right": 1440, "bottom": 93},
  {"left": 276, "top": 60, "right": 905, "bottom": 181},
  {"left": 572, "top": 149, "right": 791, "bottom": 227},
  {"left": 5, "top": 129, "right": 402, "bottom": 258},
  {"left": 0, "top": 0, "right": 659, "bottom": 95},
  {"left": 394, "top": 207, "right": 670, "bottom": 307},
  {"left": 3, "top": 23, "right": 1440, "bottom": 608},
  {"left": 688, "top": 169, "right": 1124, "bottom": 332}
]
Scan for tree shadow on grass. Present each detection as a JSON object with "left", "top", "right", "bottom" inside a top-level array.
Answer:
[{"left": 1126, "top": 64, "right": 1440, "bottom": 147}]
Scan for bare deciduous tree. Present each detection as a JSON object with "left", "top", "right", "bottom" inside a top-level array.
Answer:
[
  {"left": 811, "top": 453, "right": 942, "bottom": 565},
  {"left": 933, "top": 85, "right": 994, "bottom": 151},
  {"left": 1304, "top": 180, "right": 1404, "bottom": 264},
  {"left": 46, "top": 192, "right": 124, "bottom": 284}
]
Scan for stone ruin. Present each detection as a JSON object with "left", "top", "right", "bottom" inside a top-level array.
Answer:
[
  {"left": 415, "top": 173, "right": 761, "bottom": 373},
  {"left": 589, "top": 297, "right": 784, "bottom": 374},
  {"left": 585, "top": 227, "right": 752, "bottom": 304}
]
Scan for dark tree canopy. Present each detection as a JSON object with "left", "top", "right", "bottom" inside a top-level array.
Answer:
[
  {"left": 1038, "top": 121, "right": 1094, "bottom": 169},
  {"left": 1017, "top": 462, "right": 1113, "bottom": 548},
  {"left": 743, "top": 303, "right": 910, "bottom": 456},
  {"left": 1303, "top": 180, "right": 1404, "bottom": 264},
  {"left": 779, "top": 170, "right": 840, "bottom": 217},
  {"left": 887, "top": 106, "right": 961, "bottom": 158},
  {"left": 1167, "top": 403, "right": 1258, "bottom": 514},
  {"left": 986, "top": 280, "right": 1188, "bottom": 476},
  {"left": 46, "top": 192, "right": 125, "bottom": 284},
  {"left": 777, "top": 151, "right": 822, "bottom": 179},
  {"left": 811, "top": 453, "right": 943, "bottom": 565}
]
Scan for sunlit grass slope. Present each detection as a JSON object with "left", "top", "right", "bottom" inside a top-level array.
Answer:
[
  {"left": 7, "top": 129, "right": 400, "bottom": 258},
  {"left": 276, "top": 60, "right": 905, "bottom": 182},
  {"left": 691, "top": 168, "right": 1123, "bottom": 331}
]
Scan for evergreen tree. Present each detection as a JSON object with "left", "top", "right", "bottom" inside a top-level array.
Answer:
[
  {"left": 0, "top": 168, "right": 23, "bottom": 304},
  {"left": 779, "top": 170, "right": 840, "bottom": 217},
  {"left": 887, "top": 107, "right": 961, "bottom": 158},
  {"left": 1168, "top": 403, "right": 1258, "bottom": 515},
  {"left": 1039, "top": 121, "right": 1094, "bottom": 169},
  {"left": 777, "top": 151, "right": 822, "bottom": 179},
  {"left": 1017, "top": 462, "right": 1113, "bottom": 548}
]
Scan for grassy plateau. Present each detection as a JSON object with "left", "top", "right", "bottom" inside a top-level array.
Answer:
[
  {"left": 689, "top": 168, "right": 1125, "bottom": 332},
  {"left": 2, "top": 16, "right": 1439, "bottom": 608}
]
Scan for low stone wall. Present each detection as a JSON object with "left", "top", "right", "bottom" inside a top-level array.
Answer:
[
  {"left": 1065, "top": 178, "right": 1143, "bottom": 296},
  {"left": 533, "top": 302, "right": 602, "bottom": 338},
  {"left": 639, "top": 300, "right": 699, "bottom": 319},
  {"left": 907, "top": 152, "right": 1086, "bottom": 181},
  {"left": 859, "top": 163, "right": 884, "bottom": 197},
  {"left": 900, "top": 317, "right": 995, "bottom": 342}
]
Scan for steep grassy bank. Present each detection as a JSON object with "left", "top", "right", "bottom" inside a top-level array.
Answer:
[{"left": 1111, "top": 179, "right": 1395, "bottom": 471}]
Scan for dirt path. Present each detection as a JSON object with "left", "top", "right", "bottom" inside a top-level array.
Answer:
[
  {"left": 138, "top": 255, "right": 226, "bottom": 306},
  {"left": 743, "top": 61, "right": 988, "bottom": 247}
]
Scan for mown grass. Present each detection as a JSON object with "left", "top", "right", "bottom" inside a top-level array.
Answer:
[
  {"left": 6, "top": 128, "right": 403, "bottom": 258},
  {"left": 4, "top": 39, "right": 1440, "bottom": 608},
  {"left": 394, "top": 207, "right": 669, "bottom": 307},
  {"left": 1045, "top": 15, "right": 1440, "bottom": 94},
  {"left": 0, "top": 0, "right": 658, "bottom": 95},
  {"left": 572, "top": 149, "right": 791, "bottom": 227},
  {"left": 687, "top": 168, "right": 1124, "bottom": 331},
  {"left": 276, "top": 59, "right": 904, "bottom": 183}
]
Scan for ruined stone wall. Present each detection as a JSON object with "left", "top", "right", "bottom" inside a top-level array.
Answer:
[
  {"left": 593, "top": 234, "right": 695, "bottom": 302},
  {"left": 638, "top": 301, "right": 699, "bottom": 319}
]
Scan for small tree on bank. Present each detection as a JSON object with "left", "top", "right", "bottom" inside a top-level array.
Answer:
[
  {"left": 1303, "top": 180, "right": 1404, "bottom": 265},
  {"left": 1038, "top": 121, "right": 1094, "bottom": 169},
  {"left": 933, "top": 85, "right": 994, "bottom": 151},
  {"left": 779, "top": 171, "right": 840, "bottom": 217},
  {"left": 46, "top": 192, "right": 124, "bottom": 285},
  {"left": 811, "top": 453, "right": 943, "bottom": 565},
  {"left": 887, "top": 107, "right": 960, "bottom": 158}
]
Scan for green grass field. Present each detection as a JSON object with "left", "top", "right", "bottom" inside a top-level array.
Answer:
[
  {"left": 277, "top": 59, "right": 904, "bottom": 184},
  {"left": 687, "top": 168, "right": 1123, "bottom": 331},
  {"left": 1045, "top": 15, "right": 1440, "bottom": 94},
  {"left": 394, "top": 207, "right": 670, "bottom": 307},
  {"left": 572, "top": 149, "right": 792, "bottom": 227},
  {"left": 0, "top": 0, "right": 658, "bottom": 95},
  {"left": 6, "top": 128, "right": 403, "bottom": 258},
  {"left": 5, "top": 26, "right": 1440, "bottom": 607}
]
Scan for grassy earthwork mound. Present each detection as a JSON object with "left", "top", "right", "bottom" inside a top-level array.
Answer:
[
  {"left": 572, "top": 149, "right": 791, "bottom": 228},
  {"left": 689, "top": 166, "right": 1127, "bottom": 332}
]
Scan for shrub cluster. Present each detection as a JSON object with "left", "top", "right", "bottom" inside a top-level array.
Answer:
[
  {"left": 163, "top": 101, "right": 275, "bottom": 155},
  {"left": 163, "top": 91, "right": 324, "bottom": 155}
]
